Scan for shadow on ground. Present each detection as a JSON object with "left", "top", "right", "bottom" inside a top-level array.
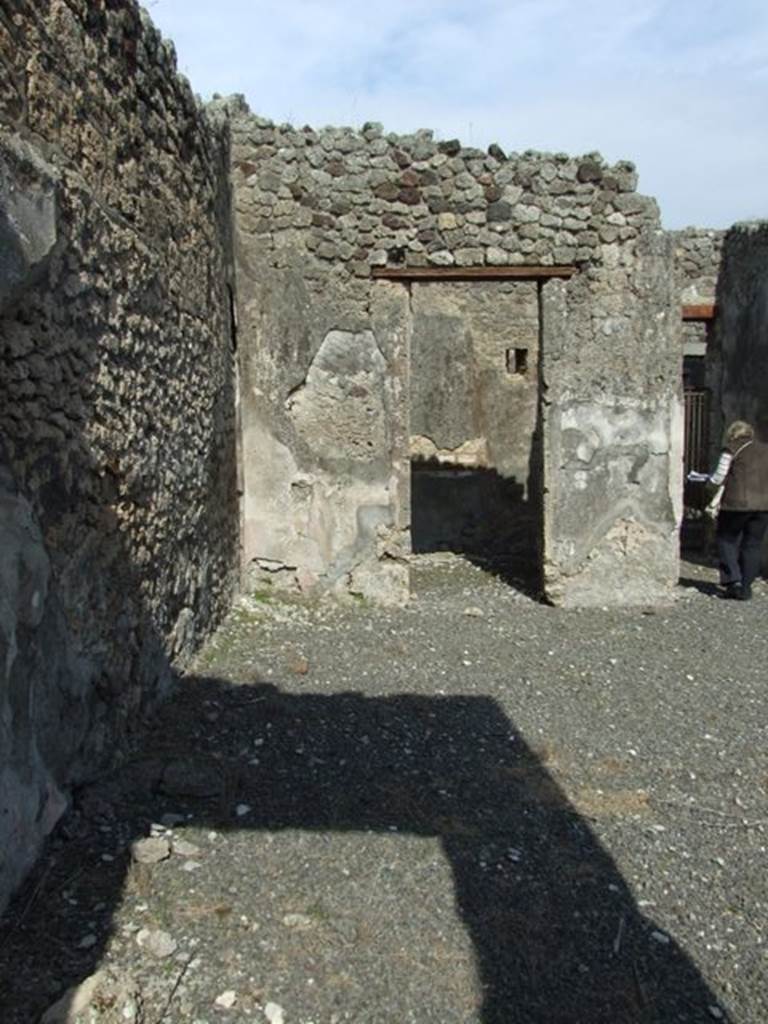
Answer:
[
  {"left": 410, "top": 460, "right": 543, "bottom": 599},
  {"left": 0, "top": 673, "right": 725, "bottom": 1023},
  {"left": 677, "top": 576, "right": 722, "bottom": 597}
]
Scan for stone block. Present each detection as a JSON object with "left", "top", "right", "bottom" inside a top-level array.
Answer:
[
  {"left": 486, "top": 201, "right": 511, "bottom": 222},
  {"left": 455, "top": 247, "right": 484, "bottom": 266},
  {"left": 427, "top": 250, "right": 455, "bottom": 265},
  {"left": 513, "top": 203, "right": 541, "bottom": 224},
  {"left": 485, "top": 247, "right": 508, "bottom": 265}
]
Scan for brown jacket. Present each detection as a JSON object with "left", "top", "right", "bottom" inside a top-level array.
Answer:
[{"left": 721, "top": 439, "right": 768, "bottom": 511}]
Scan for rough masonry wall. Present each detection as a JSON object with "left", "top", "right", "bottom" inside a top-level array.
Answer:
[
  {"left": 230, "top": 100, "right": 679, "bottom": 605},
  {"left": 709, "top": 222, "right": 768, "bottom": 436},
  {"left": 709, "top": 222, "right": 768, "bottom": 574},
  {"left": 672, "top": 229, "right": 725, "bottom": 305},
  {"left": 672, "top": 228, "right": 724, "bottom": 357},
  {"left": 0, "top": 1, "right": 238, "bottom": 910}
]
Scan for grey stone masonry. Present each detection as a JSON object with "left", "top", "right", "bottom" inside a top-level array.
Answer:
[
  {"left": 671, "top": 228, "right": 725, "bottom": 358},
  {"left": 0, "top": 0, "right": 239, "bottom": 912},
  {"left": 228, "top": 101, "right": 649, "bottom": 275},
  {"left": 671, "top": 228, "right": 725, "bottom": 306},
  {"left": 230, "top": 99, "right": 681, "bottom": 609}
]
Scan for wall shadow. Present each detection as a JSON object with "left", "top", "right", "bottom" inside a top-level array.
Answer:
[
  {"left": 410, "top": 459, "right": 542, "bottom": 597},
  {"left": 0, "top": 674, "right": 725, "bottom": 1023},
  {"left": 679, "top": 479, "right": 713, "bottom": 556},
  {"left": 0, "top": 8, "right": 238, "bottom": 932}
]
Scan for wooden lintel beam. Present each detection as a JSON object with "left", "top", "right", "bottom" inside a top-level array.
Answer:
[
  {"left": 682, "top": 303, "right": 717, "bottom": 321},
  {"left": 371, "top": 265, "right": 577, "bottom": 282}
]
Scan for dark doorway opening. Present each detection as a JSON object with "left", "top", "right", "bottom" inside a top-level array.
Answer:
[
  {"left": 407, "top": 280, "right": 544, "bottom": 595},
  {"left": 410, "top": 461, "right": 541, "bottom": 591},
  {"left": 681, "top": 347, "right": 712, "bottom": 553}
]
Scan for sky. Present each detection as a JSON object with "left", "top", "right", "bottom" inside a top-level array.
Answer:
[{"left": 147, "top": 0, "right": 768, "bottom": 229}]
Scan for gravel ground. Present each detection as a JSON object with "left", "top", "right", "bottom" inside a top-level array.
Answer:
[{"left": 1, "top": 554, "right": 766, "bottom": 1024}]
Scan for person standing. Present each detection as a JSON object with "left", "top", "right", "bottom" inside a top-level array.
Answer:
[{"left": 698, "top": 421, "right": 768, "bottom": 600}]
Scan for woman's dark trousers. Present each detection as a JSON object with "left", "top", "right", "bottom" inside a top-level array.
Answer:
[{"left": 716, "top": 510, "right": 768, "bottom": 589}]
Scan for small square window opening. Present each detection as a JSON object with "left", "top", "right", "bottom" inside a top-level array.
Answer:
[{"left": 506, "top": 347, "right": 529, "bottom": 375}]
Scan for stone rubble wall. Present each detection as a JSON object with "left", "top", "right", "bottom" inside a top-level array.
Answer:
[
  {"left": 671, "top": 229, "right": 725, "bottom": 306},
  {"left": 709, "top": 223, "right": 768, "bottom": 437},
  {"left": 0, "top": 0, "right": 714, "bottom": 912},
  {"left": 231, "top": 105, "right": 642, "bottom": 273},
  {"left": 670, "top": 228, "right": 725, "bottom": 355},
  {"left": 0, "top": 0, "right": 239, "bottom": 911},
  {"left": 230, "top": 100, "right": 680, "bottom": 605},
  {"left": 707, "top": 222, "right": 768, "bottom": 573}
]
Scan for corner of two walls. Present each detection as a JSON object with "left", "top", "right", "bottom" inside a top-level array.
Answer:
[{"left": 0, "top": 1, "right": 239, "bottom": 911}]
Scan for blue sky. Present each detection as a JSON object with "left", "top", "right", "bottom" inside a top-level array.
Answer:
[{"left": 147, "top": 0, "right": 768, "bottom": 229}]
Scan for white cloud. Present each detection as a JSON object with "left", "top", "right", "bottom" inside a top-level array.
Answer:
[{"left": 147, "top": 0, "right": 768, "bottom": 227}]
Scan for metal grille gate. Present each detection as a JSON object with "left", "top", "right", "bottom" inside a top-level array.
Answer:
[{"left": 684, "top": 388, "right": 710, "bottom": 475}]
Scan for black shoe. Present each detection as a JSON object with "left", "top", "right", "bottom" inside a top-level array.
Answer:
[
  {"left": 723, "top": 583, "right": 743, "bottom": 600},
  {"left": 739, "top": 585, "right": 752, "bottom": 601}
]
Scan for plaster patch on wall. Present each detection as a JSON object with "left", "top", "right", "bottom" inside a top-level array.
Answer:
[
  {"left": 545, "top": 393, "right": 678, "bottom": 603},
  {"left": 557, "top": 402, "right": 673, "bottom": 510},
  {"left": 287, "top": 330, "right": 389, "bottom": 466},
  {"left": 242, "top": 412, "right": 398, "bottom": 593},
  {"left": 241, "top": 416, "right": 304, "bottom": 566},
  {"left": 546, "top": 513, "right": 678, "bottom": 608},
  {"left": 239, "top": 323, "right": 407, "bottom": 600},
  {"left": 669, "top": 393, "right": 685, "bottom": 529},
  {"left": 560, "top": 401, "right": 671, "bottom": 458}
]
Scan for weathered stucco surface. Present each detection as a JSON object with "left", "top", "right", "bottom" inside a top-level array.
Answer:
[
  {"left": 541, "top": 231, "right": 682, "bottom": 606},
  {"left": 0, "top": 1, "right": 238, "bottom": 911},
  {"left": 230, "top": 101, "right": 680, "bottom": 604},
  {"left": 235, "top": 251, "right": 410, "bottom": 604}
]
